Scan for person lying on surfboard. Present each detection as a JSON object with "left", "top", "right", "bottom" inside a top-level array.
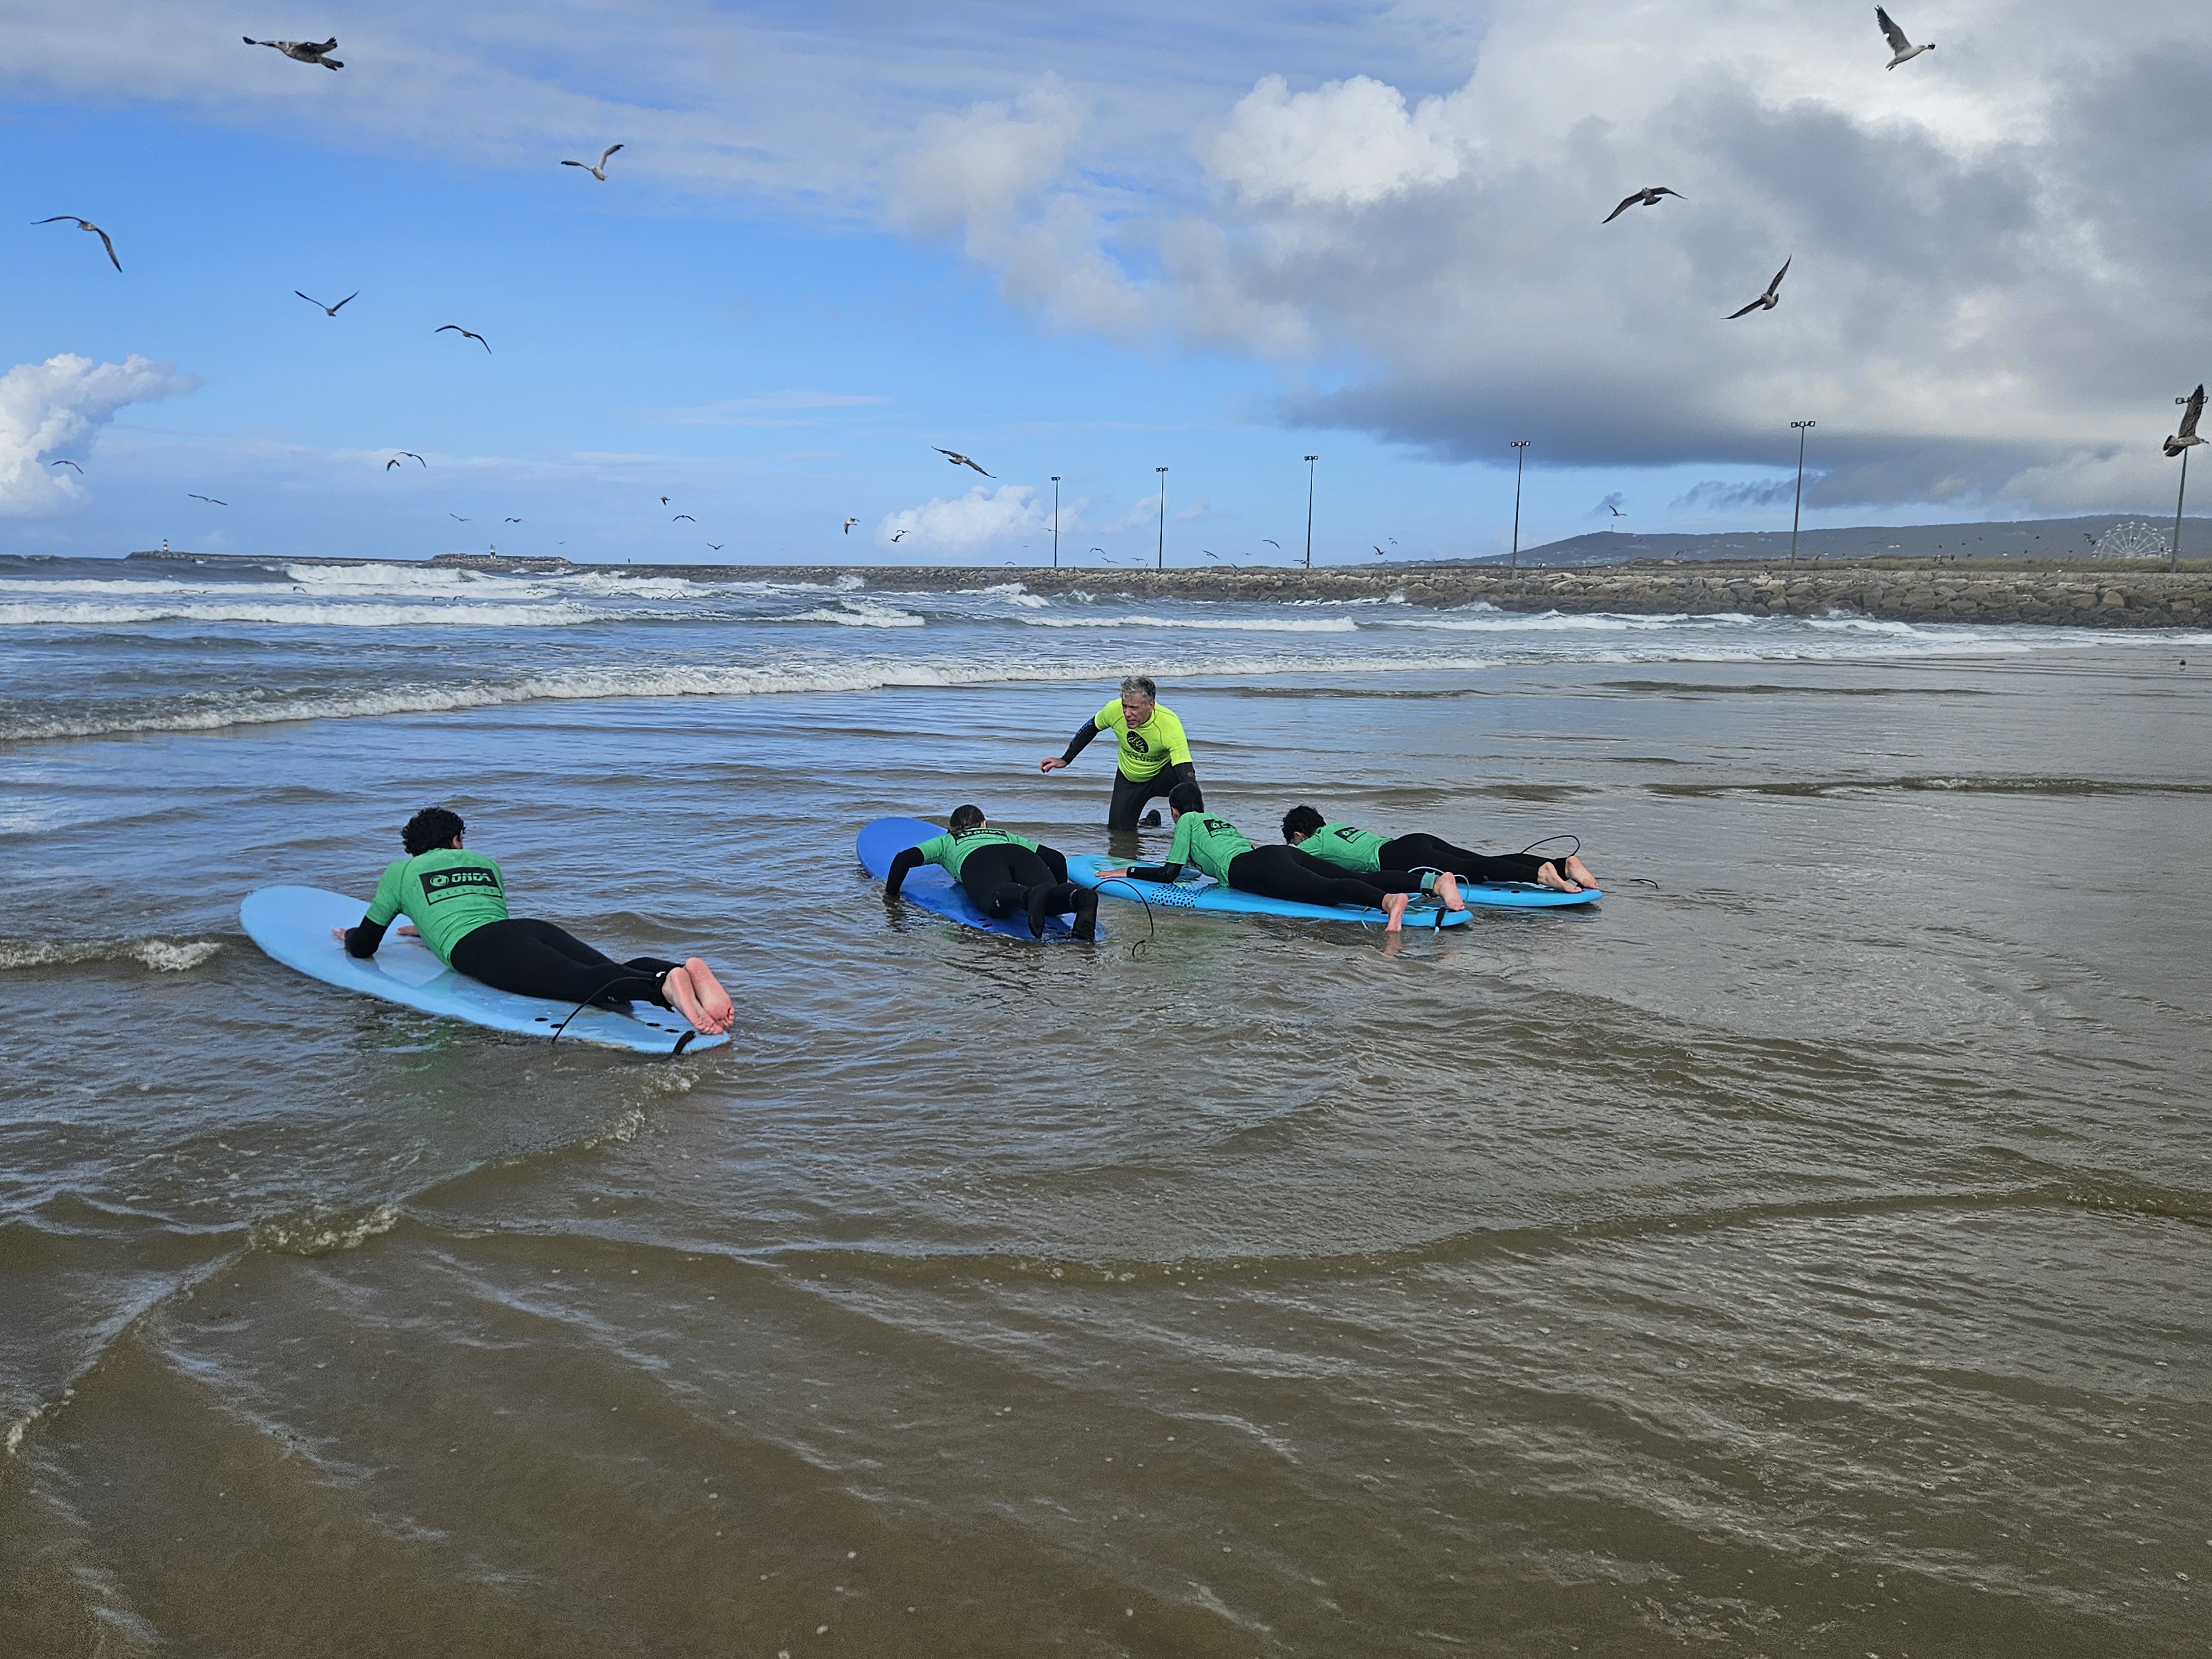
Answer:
[
  {"left": 331, "top": 806, "right": 736, "bottom": 1035},
  {"left": 1095, "top": 782, "right": 1465, "bottom": 933},
  {"left": 1280, "top": 806, "right": 1598, "bottom": 894},
  {"left": 884, "top": 805, "right": 1100, "bottom": 940},
  {"left": 1037, "top": 675, "right": 1197, "bottom": 833}
]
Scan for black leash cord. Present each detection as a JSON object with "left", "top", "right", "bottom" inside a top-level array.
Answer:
[{"left": 1095, "top": 877, "right": 1157, "bottom": 959}]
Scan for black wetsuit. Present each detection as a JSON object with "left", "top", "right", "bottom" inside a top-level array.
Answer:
[
  {"left": 1378, "top": 833, "right": 1555, "bottom": 886},
  {"left": 885, "top": 837, "right": 1096, "bottom": 935},
  {"left": 346, "top": 914, "right": 679, "bottom": 1008},
  {"left": 1130, "top": 844, "right": 1429, "bottom": 909}
]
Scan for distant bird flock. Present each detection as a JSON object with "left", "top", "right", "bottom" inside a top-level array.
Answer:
[{"left": 26, "top": 12, "right": 2193, "bottom": 561}]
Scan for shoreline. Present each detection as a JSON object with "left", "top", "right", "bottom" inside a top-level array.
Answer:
[{"left": 124, "top": 550, "right": 2212, "bottom": 628}]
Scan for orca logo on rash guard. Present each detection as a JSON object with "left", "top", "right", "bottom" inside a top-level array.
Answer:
[{"left": 421, "top": 867, "right": 502, "bottom": 904}]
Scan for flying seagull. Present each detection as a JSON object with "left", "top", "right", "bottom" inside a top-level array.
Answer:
[
  {"left": 1202, "top": 549, "right": 1218, "bottom": 560},
  {"left": 2167, "top": 385, "right": 2206, "bottom": 456},
  {"left": 1601, "top": 186, "right": 1684, "bottom": 224},
  {"left": 1875, "top": 8, "right": 1933, "bottom": 69},
  {"left": 1262, "top": 538, "right": 1280, "bottom": 549},
  {"left": 50, "top": 459, "right": 83, "bottom": 473},
  {"left": 936, "top": 448, "right": 993, "bottom": 477},
  {"left": 32, "top": 216, "right": 121, "bottom": 272},
  {"left": 296, "top": 289, "right": 358, "bottom": 316},
  {"left": 436, "top": 325, "right": 491, "bottom": 353},
  {"left": 385, "top": 452, "right": 425, "bottom": 469},
  {"left": 706, "top": 543, "right": 724, "bottom": 551},
  {"left": 890, "top": 530, "right": 908, "bottom": 542},
  {"left": 672, "top": 514, "right": 695, "bottom": 522},
  {"left": 660, "top": 496, "right": 671, "bottom": 505},
  {"left": 244, "top": 36, "right": 343, "bottom": 70},
  {"left": 189, "top": 494, "right": 227, "bottom": 505},
  {"left": 450, "top": 514, "right": 469, "bottom": 522},
  {"left": 1726, "top": 256, "right": 1792, "bottom": 319},
  {"left": 1609, "top": 503, "right": 1625, "bottom": 517},
  {"left": 1373, "top": 546, "right": 1389, "bottom": 557},
  {"left": 561, "top": 144, "right": 624, "bottom": 181},
  {"left": 504, "top": 517, "right": 523, "bottom": 523},
  {"left": 843, "top": 517, "right": 858, "bottom": 534}
]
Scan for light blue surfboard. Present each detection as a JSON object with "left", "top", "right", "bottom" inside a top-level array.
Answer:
[
  {"left": 239, "top": 886, "right": 728, "bottom": 1056},
  {"left": 1064, "top": 854, "right": 1486, "bottom": 927},
  {"left": 857, "top": 816, "right": 1098, "bottom": 941}
]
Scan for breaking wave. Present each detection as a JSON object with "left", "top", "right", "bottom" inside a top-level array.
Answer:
[{"left": 0, "top": 937, "right": 223, "bottom": 972}]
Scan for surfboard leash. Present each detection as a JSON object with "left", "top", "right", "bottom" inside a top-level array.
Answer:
[{"left": 1094, "top": 877, "right": 1157, "bottom": 959}]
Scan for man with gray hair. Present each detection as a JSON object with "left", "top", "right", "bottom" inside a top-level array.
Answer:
[{"left": 1039, "top": 674, "right": 1198, "bottom": 832}]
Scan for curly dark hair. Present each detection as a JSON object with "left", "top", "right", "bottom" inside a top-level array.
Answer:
[
  {"left": 401, "top": 806, "right": 466, "bottom": 857},
  {"left": 1281, "top": 805, "right": 1325, "bottom": 841}
]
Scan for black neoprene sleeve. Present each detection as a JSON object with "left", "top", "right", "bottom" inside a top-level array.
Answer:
[
  {"left": 343, "top": 916, "right": 388, "bottom": 958},
  {"left": 1123, "top": 862, "right": 1186, "bottom": 883},
  {"left": 884, "top": 847, "right": 924, "bottom": 899},
  {"left": 1058, "top": 721, "right": 1103, "bottom": 764}
]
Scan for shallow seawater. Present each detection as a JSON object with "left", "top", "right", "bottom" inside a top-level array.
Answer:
[{"left": 2, "top": 556, "right": 2208, "bottom": 1656}]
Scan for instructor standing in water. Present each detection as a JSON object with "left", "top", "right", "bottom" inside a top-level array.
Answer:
[{"left": 1038, "top": 675, "right": 1197, "bottom": 832}]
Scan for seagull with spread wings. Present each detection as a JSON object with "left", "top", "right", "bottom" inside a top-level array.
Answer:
[
  {"left": 843, "top": 517, "right": 858, "bottom": 534},
  {"left": 1601, "top": 186, "right": 1684, "bottom": 224},
  {"left": 1262, "top": 538, "right": 1280, "bottom": 549},
  {"left": 50, "top": 459, "right": 84, "bottom": 473},
  {"left": 296, "top": 289, "right": 357, "bottom": 316},
  {"left": 672, "top": 514, "right": 696, "bottom": 523},
  {"left": 385, "top": 452, "right": 425, "bottom": 470},
  {"left": 1875, "top": 8, "right": 1933, "bottom": 69},
  {"left": 436, "top": 325, "right": 491, "bottom": 353},
  {"left": 33, "top": 217, "right": 121, "bottom": 272},
  {"left": 189, "top": 494, "right": 227, "bottom": 505},
  {"left": 890, "top": 530, "right": 908, "bottom": 542},
  {"left": 561, "top": 144, "right": 624, "bottom": 181},
  {"left": 2166, "top": 385, "right": 2206, "bottom": 457},
  {"left": 244, "top": 36, "right": 343, "bottom": 70},
  {"left": 936, "top": 448, "right": 993, "bottom": 477},
  {"left": 1726, "top": 257, "right": 1792, "bottom": 319}
]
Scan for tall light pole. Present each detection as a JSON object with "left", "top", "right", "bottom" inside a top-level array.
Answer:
[
  {"left": 1051, "top": 475, "right": 1061, "bottom": 570},
  {"left": 1303, "top": 455, "right": 1318, "bottom": 569},
  {"left": 1788, "top": 420, "right": 1817, "bottom": 572},
  {"left": 1509, "top": 441, "right": 1530, "bottom": 568},
  {"left": 1155, "top": 467, "right": 1168, "bottom": 570},
  {"left": 2173, "top": 395, "right": 2194, "bottom": 572}
]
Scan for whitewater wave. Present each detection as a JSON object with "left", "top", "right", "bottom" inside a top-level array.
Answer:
[
  {"left": 0, "top": 599, "right": 614, "bottom": 629},
  {"left": 249, "top": 1204, "right": 401, "bottom": 1257},
  {"left": 1020, "top": 613, "right": 1359, "bottom": 633},
  {"left": 789, "top": 602, "right": 926, "bottom": 628},
  {"left": 0, "top": 937, "right": 222, "bottom": 972}
]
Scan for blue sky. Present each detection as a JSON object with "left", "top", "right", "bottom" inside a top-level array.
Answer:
[{"left": 3, "top": 3, "right": 2204, "bottom": 566}]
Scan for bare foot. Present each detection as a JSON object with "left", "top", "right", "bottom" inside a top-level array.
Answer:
[
  {"left": 1535, "top": 860, "right": 1582, "bottom": 893},
  {"left": 1431, "top": 871, "right": 1465, "bottom": 911},
  {"left": 659, "top": 964, "right": 719, "bottom": 1034},
  {"left": 1560, "top": 854, "right": 1597, "bottom": 889},
  {"left": 684, "top": 957, "right": 735, "bottom": 1032},
  {"left": 1383, "top": 891, "right": 1408, "bottom": 932}
]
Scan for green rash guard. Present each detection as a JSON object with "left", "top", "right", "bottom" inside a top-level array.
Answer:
[
  {"left": 364, "top": 849, "right": 509, "bottom": 964},
  {"left": 1157, "top": 811, "right": 1253, "bottom": 885},
  {"left": 1092, "top": 698, "right": 1193, "bottom": 782},
  {"left": 912, "top": 828, "right": 1041, "bottom": 880},
  {"left": 1297, "top": 821, "right": 1390, "bottom": 874}
]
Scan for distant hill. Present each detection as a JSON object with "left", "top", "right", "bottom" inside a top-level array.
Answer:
[{"left": 1431, "top": 514, "right": 2209, "bottom": 568}]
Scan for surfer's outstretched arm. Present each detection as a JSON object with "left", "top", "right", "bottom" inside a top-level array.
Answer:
[
  {"left": 883, "top": 846, "right": 925, "bottom": 900},
  {"left": 1039, "top": 719, "right": 1101, "bottom": 773},
  {"left": 338, "top": 916, "right": 388, "bottom": 956},
  {"left": 1098, "top": 860, "right": 1185, "bottom": 884}
]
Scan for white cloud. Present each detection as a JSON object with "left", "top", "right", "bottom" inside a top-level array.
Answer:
[
  {"left": 0, "top": 354, "right": 195, "bottom": 515},
  {"left": 878, "top": 484, "right": 1043, "bottom": 550},
  {"left": 1202, "top": 74, "right": 1469, "bottom": 209},
  {"left": 891, "top": 79, "right": 1150, "bottom": 335}
]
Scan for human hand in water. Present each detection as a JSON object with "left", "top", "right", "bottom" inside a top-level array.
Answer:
[
  {"left": 1094, "top": 867, "right": 1128, "bottom": 881},
  {"left": 1038, "top": 756, "right": 1068, "bottom": 773}
]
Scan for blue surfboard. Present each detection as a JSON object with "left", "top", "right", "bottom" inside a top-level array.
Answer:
[
  {"left": 239, "top": 886, "right": 729, "bottom": 1056},
  {"left": 1064, "top": 854, "right": 1474, "bottom": 927},
  {"left": 857, "top": 816, "right": 1098, "bottom": 941}
]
